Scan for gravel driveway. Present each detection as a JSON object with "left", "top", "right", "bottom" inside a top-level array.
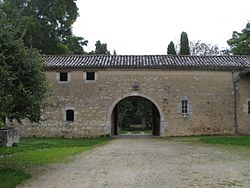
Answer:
[{"left": 20, "top": 138, "right": 250, "bottom": 188}]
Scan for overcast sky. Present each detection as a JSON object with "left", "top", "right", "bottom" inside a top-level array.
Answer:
[{"left": 73, "top": 0, "right": 250, "bottom": 55}]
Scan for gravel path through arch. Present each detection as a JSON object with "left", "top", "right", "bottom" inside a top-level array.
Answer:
[{"left": 19, "top": 138, "right": 250, "bottom": 188}]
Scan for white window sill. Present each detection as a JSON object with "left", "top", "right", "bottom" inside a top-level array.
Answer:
[
  {"left": 58, "top": 81, "right": 70, "bottom": 84},
  {"left": 85, "top": 80, "right": 96, "bottom": 83}
]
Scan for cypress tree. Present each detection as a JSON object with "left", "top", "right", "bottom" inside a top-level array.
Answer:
[
  {"left": 180, "top": 32, "right": 190, "bottom": 55},
  {"left": 167, "top": 41, "right": 177, "bottom": 55}
]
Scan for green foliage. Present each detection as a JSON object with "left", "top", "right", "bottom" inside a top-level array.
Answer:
[
  {"left": 0, "top": 9, "right": 48, "bottom": 124},
  {"left": 63, "top": 36, "right": 88, "bottom": 55},
  {"left": 2, "top": 0, "right": 86, "bottom": 55},
  {"left": 227, "top": 22, "right": 250, "bottom": 55},
  {"left": 118, "top": 100, "right": 153, "bottom": 131},
  {"left": 0, "top": 121, "right": 5, "bottom": 128},
  {"left": 0, "top": 169, "right": 31, "bottom": 188},
  {"left": 167, "top": 41, "right": 177, "bottom": 55},
  {"left": 0, "top": 137, "right": 111, "bottom": 187},
  {"left": 179, "top": 31, "right": 190, "bottom": 55},
  {"left": 92, "top": 40, "right": 110, "bottom": 55}
]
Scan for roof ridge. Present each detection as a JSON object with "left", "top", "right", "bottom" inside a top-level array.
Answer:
[
  {"left": 42, "top": 55, "right": 250, "bottom": 70},
  {"left": 42, "top": 54, "right": 250, "bottom": 57}
]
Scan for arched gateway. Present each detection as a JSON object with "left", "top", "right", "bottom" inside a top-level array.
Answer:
[{"left": 106, "top": 93, "right": 167, "bottom": 136}]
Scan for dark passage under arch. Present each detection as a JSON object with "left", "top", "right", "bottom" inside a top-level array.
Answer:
[{"left": 111, "top": 96, "right": 161, "bottom": 136}]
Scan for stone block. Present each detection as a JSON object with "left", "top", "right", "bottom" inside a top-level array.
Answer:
[{"left": 0, "top": 127, "right": 20, "bottom": 147}]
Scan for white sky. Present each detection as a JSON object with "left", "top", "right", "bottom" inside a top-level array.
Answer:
[{"left": 73, "top": 0, "right": 250, "bottom": 55}]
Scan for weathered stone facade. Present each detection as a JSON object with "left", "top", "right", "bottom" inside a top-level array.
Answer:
[
  {"left": 237, "top": 76, "right": 250, "bottom": 134},
  {"left": 0, "top": 127, "right": 20, "bottom": 147},
  {"left": 14, "top": 55, "right": 250, "bottom": 137}
]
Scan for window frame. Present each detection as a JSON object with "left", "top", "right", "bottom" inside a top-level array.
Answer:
[
  {"left": 177, "top": 96, "right": 192, "bottom": 117},
  {"left": 181, "top": 100, "right": 188, "bottom": 115},
  {"left": 59, "top": 72, "right": 68, "bottom": 82},
  {"left": 57, "top": 72, "right": 71, "bottom": 83},
  {"left": 86, "top": 72, "right": 95, "bottom": 81},
  {"left": 66, "top": 109, "right": 74, "bottom": 122},
  {"left": 83, "top": 71, "right": 97, "bottom": 83}
]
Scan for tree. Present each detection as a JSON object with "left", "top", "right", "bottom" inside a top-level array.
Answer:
[
  {"left": 118, "top": 100, "right": 153, "bottom": 130},
  {"left": 63, "top": 36, "right": 88, "bottom": 55},
  {"left": 2, "top": 0, "right": 84, "bottom": 55},
  {"left": 227, "top": 22, "right": 250, "bottom": 55},
  {"left": 179, "top": 32, "right": 190, "bottom": 55},
  {"left": 190, "top": 40, "right": 230, "bottom": 56},
  {"left": 94, "top": 40, "right": 110, "bottom": 55},
  {"left": 167, "top": 41, "right": 177, "bottom": 55},
  {"left": 0, "top": 9, "right": 48, "bottom": 125}
]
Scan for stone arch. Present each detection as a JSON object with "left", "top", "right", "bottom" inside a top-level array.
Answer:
[{"left": 106, "top": 93, "right": 167, "bottom": 136}]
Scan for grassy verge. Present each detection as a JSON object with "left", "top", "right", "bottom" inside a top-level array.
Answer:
[
  {"left": 167, "top": 135, "right": 250, "bottom": 147},
  {"left": 199, "top": 136, "right": 250, "bottom": 146},
  {"left": 0, "top": 169, "right": 31, "bottom": 188},
  {"left": 0, "top": 137, "right": 111, "bottom": 188}
]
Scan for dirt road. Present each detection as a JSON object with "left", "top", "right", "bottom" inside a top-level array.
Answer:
[{"left": 20, "top": 138, "right": 250, "bottom": 188}]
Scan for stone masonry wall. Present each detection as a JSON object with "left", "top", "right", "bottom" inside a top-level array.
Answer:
[
  {"left": 16, "top": 69, "right": 250, "bottom": 137},
  {"left": 237, "top": 76, "right": 250, "bottom": 134}
]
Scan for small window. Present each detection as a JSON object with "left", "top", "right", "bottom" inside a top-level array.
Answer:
[
  {"left": 248, "top": 101, "right": 250, "bottom": 114},
  {"left": 181, "top": 100, "right": 188, "bottom": 114},
  {"left": 60, "top": 72, "right": 68, "bottom": 82},
  {"left": 66, "top": 109, "right": 74, "bottom": 122},
  {"left": 177, "top": 97, "right": 192, "bottom": 116},
  {"left": 86, "top": 72, "right": 95, "bottom": 80}
]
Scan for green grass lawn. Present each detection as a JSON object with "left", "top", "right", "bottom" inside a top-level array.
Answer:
[
  {"left": 0, "top": 137, "right": 111, "bottom": 188},
  {"left": 199, "top": 136, "right": 250, "bottom": 146},
  {"left": 0, "top": 169, "right": 31, "bottom": 188},
  {"left": 167, "top": 135, "right": 250, "bottom": 147}
]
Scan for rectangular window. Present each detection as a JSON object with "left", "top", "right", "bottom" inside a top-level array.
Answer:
[
  {"left": 66, "top": 109, "right": 74, "bottom": 122},
  {"left": 86, "top": 72, "right": 95, "bottom": 80},
  {"left": 181, "top": 100, "right": 188, "bottom": 114},
  {"left": 60, "top": 72, "right": 68, "bottom": 82},
  {"left": 248, "top": 101, "right": 250, "bottom": 114}
]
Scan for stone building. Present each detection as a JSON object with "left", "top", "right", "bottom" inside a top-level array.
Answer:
[{"left": 18, "top": 55, "right": 250, "bottom": 137}]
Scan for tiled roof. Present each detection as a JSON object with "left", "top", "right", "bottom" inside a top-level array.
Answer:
[{"left": 43, "top": 55, "right": 250, "bottom": 70}]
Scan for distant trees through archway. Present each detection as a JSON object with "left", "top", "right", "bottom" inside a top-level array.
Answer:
[{"left": 111, "top": 96, "right": 160, "bottom": 136}]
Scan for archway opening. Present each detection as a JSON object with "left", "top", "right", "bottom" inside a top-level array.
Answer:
[{"left": 111, "top": 96, "right": 160, "bottom": 136}]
